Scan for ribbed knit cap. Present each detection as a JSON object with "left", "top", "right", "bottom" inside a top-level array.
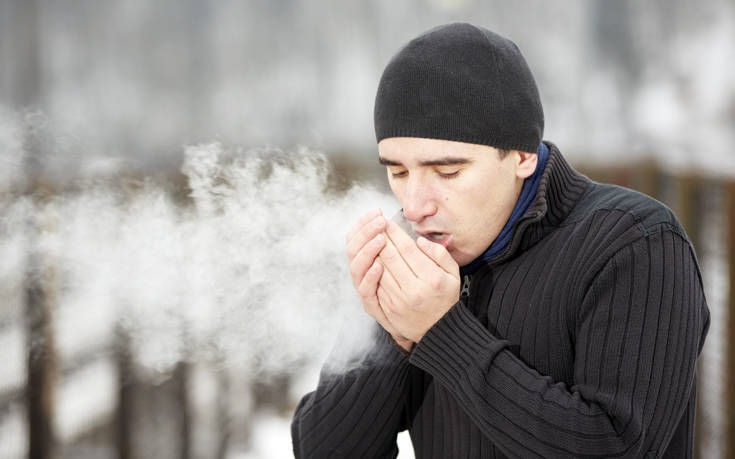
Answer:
[{"left": 374, "top": 23, "right": 544, "bottom": 153}]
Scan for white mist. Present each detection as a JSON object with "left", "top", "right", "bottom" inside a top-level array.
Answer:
[{"left": 0, "top": 141, "right": 407, "bottom": 457}]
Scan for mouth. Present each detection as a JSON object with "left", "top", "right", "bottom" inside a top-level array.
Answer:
[{"left": 417, "top": 231, "right": 453, "bottom": 249}]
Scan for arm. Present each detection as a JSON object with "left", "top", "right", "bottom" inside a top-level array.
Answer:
[
  {"left": 291, "top": 329, "right": 411, "bottom": 458},
  {"left": 408, "top": 230, "right": 709, "bottom": 458},
  {"left": 291, "top": 210, "right": 415, "bottom": 458}
]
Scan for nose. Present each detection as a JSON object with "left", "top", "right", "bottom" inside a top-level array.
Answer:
[{"left": 401, "top": 175, "right": 437, "bottom": 223}]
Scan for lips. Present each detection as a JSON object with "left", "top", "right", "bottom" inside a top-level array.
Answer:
[{"left": 417, "top": 231, "right": 453, "bottom": 249}]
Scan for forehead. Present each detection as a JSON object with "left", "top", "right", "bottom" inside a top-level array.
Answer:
[{"left": 378, "top": 137, "right": 497, "bottom": 165}]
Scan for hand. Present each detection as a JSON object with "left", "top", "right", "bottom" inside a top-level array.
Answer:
[
  {"left": 345, "top": 209, "right": 414, "bottom": 352},
  {"left": 375, "top": 220, "right": 461, "bottom": 343}
]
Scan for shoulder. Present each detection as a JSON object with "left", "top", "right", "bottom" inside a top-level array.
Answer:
[{"left": 565, "top": 180, "right": 688, "bottom": 242}]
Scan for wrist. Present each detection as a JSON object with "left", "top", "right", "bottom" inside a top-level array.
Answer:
[{"left": 391, "top": 335, "right": 415, "bottom": 355}]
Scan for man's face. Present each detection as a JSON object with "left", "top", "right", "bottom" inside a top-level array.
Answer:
[{"left": 378, "top": 137, "right": 530, "bottom": 267}]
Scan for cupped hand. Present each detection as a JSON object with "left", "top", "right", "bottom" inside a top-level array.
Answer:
[
  {"left": 375, "top": 220, "right": 461, "bottom": 343},
  {"left": 345, "top": 209, "right": 414, "bottom": 352}
]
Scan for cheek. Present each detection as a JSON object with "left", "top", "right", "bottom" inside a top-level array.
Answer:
[{"left": 388, "top": 181, "right": 403, "bottom": 200}]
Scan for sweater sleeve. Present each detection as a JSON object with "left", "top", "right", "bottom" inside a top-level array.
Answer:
[
  {"left": 291, "top": 329, "right": 412, "bottom": 459},
  {"left": 408, "top": 229, "right": 710, "bottom": 458}
]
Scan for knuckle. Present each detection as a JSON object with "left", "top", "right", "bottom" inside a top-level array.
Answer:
[
  {"left": 357, "top": 283, "right": 373, "bottom": 299},
  {"left": 428, "top": 276, "right": 442, "bottom": 290},
  {"left": 370, "top": 234, "right": 385, "bottom": 250},
  {"left": 419, "top": 240, "right": 436, "bottom": 256},
  {"left": 353, "top": 247, "right": 371, "bottom": 267},
  {"left": 349, "top": 255, "right": 361, "bottom": 274},
  {"left": 404, "top": 285, "right": 420, "bottom": 302},
  {"left": 383, "top": 249, "right": 400, "bottom": 263},
  {"left": 364, "top": 221, "right": 381, "bottom": 238},
  {"left": 345, "top": 244, "right": 357, "bottom": 260},
  {"left": 397, "top": 241, "right": 415, "bottom": 255},
  {"left": 357, "top": 213, "right": 372, "bottom": 227}
]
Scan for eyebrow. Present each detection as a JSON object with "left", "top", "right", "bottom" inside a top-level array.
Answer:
[{"left": 378, "top": 156, "right": 473, "bottom": 167}]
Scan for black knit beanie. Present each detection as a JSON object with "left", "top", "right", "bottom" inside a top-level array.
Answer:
[{"left": 374, "top": 23, "right": 544, "bottom": 153}]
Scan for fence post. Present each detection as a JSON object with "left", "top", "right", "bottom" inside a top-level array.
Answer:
[
  {"left": 673, "top": 175, "right": 709, "bottom": 457},
  {"left": 115, "top": 325, "right": 133, "bottom": 459},
  {"left": 14, "top": 0, "right": 57, "bottom": 456},
  {"left": 24, "top": 238, "right": 57, "bottom": 459},
  {"left": 173, "top": 361, "right": 191, "bottom": 459},
  {"left": 635, "top": 160, "right": 662, "bottom": 201},
  {"left": 215, "top": 368, "right": 231, "bottom": 459}
]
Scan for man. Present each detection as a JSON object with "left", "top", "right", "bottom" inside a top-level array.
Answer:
[{"left": 292, "top": 23, "right": 710, "bottom": 458}]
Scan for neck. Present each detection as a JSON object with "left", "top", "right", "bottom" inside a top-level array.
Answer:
[{"left": 460, "top": 142, "right": 550, "bottom": 275}]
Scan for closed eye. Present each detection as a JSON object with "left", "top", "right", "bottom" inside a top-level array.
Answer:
[{"left": 437, "top": 170, "right": 460, "bottom": 178}]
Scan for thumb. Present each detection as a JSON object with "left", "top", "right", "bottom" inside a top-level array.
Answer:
[{"left": 416, "top": 236, "right": 459, "bottom": 278}]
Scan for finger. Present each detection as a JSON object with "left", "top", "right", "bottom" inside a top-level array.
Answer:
[
  {"left": 350, "top": 234, "right": 386, "bottom": 290},
  {"left": 357, "top": 260, "right": 383, "bottom": 299},
  {"left": 359, "top": 265, "right": 403, "bottom": 338},
  {"left": 345, "top": 209, "right": 383, "bottom": 245},
  {"left": 376, "top": 284, "right": 399, "bottom": 317},
  {"left": 384, "top": 220, "right": 435, "bottom": 280},
  {"left": 376, "top": 286, "right": 409, "bottom": 342},
  {"left": 417, "top": 236, "right": 459, "bottom": 277},
  {"left": 346, "top": 214, "right": 387, "bottom": 261},
  {"left": 365, "top": 289, "right": 401, "bottom": 339},
  {"left": 378, "top": 233, "right": 417, "bottom": 288},
  {"left": 378, "top": 262, "right": 403, "bottom": 298}
]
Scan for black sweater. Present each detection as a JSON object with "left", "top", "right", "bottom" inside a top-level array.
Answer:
[{"left": 291, "top": 143, "right": 710, "bottom": 458}]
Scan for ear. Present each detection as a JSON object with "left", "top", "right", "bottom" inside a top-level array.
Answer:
[{"left": 515, "top": 151, "right": 538, "bottom": 179}]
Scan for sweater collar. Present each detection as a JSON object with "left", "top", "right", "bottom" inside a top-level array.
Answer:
[{"left": 468, "top": 141, "right": 591, "bottom": 271}]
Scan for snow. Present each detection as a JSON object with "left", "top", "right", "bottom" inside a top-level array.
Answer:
[
  {"left": 0, "top": 325, "right": 24, "bottom": 394},
  {"left": 0, "top": 400, "right": 27, "bottom": 459},
  {"left": 54, "top": 357, "right": 117, "bottom": 442}
]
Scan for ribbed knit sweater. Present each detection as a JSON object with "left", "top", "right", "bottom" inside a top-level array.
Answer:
[{"left": 291, "top": 143, "right": 710, "bottom": 458}]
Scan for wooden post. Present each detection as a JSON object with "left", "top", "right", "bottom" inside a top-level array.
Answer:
[
  {"left": 725, "top": 181, "right": 735, "bottom": 459},
  {"left": 24, "top": 242, "right": 56, "bottom": 459},
  {"left": 635, "top": 159, "right": 662, "bottom": 201},
  {"left": 610, "top": 166, "right": 633, "bottom": 188},
  {"left": 13, "top": 0, "right": 56, "bottom": 454},
  {"left": 173, "top": 361, "right": 191, "bottom": 459},
  {"left": 215, "top": 368, "right": 231, "bottom": 459},
  {"left": 115, "top": 325, "right": 133, "bottom": 459},
  {"left": 674, "top": 175, "right": 702, "bottom": 252},
  {"left": 673, "top": 175, "right": 708, "bottom": 457}
]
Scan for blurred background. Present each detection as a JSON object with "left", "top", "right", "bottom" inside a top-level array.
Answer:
[{"left": 0, "top": 0, "right": 734, "bottom": 458}]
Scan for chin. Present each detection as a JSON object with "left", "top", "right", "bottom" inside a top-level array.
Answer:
[{"left": 450, "top": 250, "right": 472, "bottom": 267}]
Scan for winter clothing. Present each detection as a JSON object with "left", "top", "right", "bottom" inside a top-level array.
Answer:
[{"left": 291, "top": 143, "right": 710, "bottom": 458}]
